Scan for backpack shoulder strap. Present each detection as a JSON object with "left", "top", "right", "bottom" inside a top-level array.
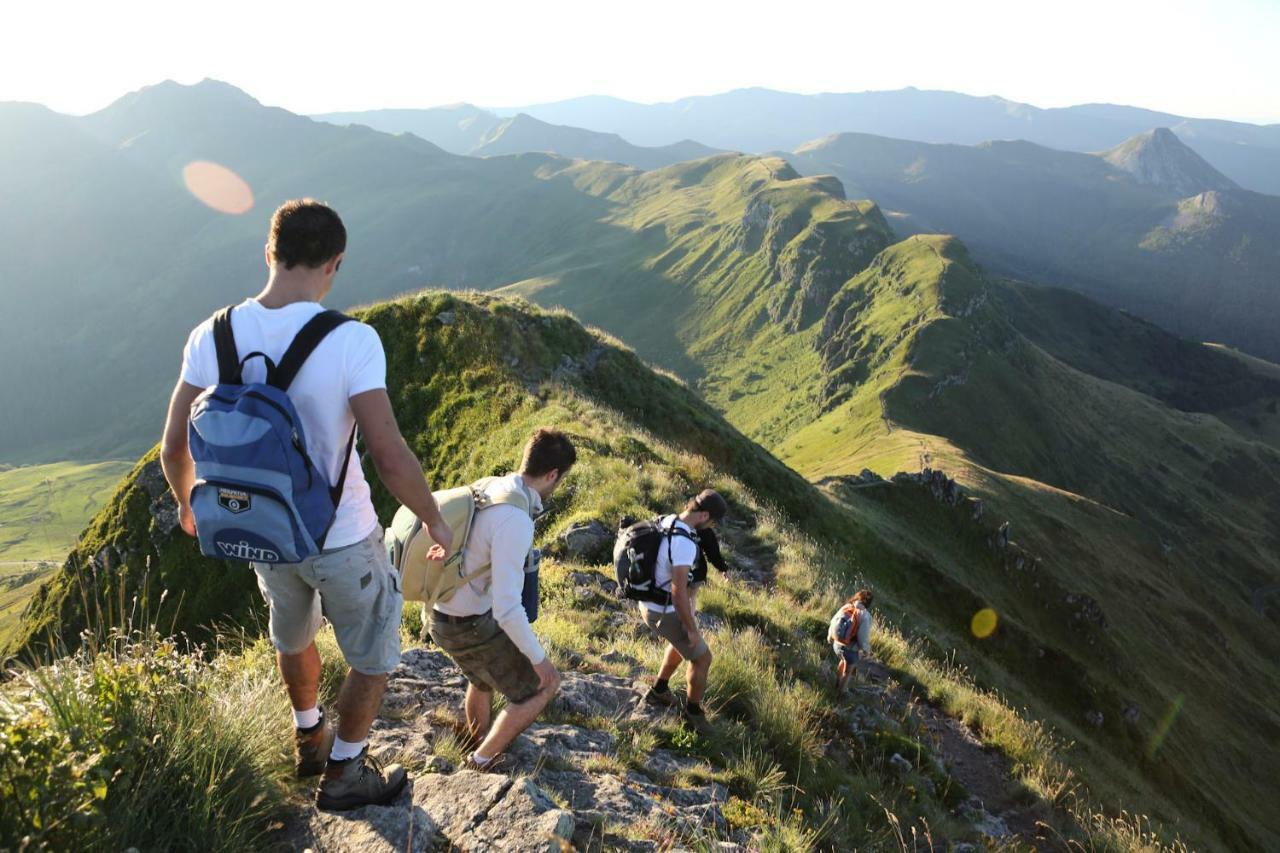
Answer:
[
  {"left": 212, "top": 305, "right": 240, "bottom": 384},
  {"left": 271, "top": 310, "right": 354, "bottom": 392}
]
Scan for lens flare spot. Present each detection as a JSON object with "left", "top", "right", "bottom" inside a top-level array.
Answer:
[
  {"left": 971, "top": 607, "right": 998, "bottom": 639},
  {"left": 1146, "top": 694, "right": 1185, "bottom": 759},
  {"left": 183, "top": 160, "right": 253, "bottom": 214}
]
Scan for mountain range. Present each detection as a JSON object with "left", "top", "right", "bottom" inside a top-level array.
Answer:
[
  {"left": 783, "top": 127, "right": 1280, "bottom": 361},
  {"left": 2, "top": 78, "right": 1279, "bottom": 848},
  {"left": 494, "top": 87, "right": 1280, "bottom": 196},
  {"left": 317, "top": 104, "right": 722, "bottom": 170}
]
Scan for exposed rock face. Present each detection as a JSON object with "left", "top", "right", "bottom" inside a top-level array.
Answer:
[{"left": 1101, "top": 127, "right": 1238, "bottom": 197}]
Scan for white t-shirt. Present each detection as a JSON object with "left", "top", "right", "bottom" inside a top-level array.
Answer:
[
  {"left": 434, "top": 474, "right": 546, "bottom": 665},
  {"left": 180, "top": 298, "right": 385, "bottom": 549},
  {"left": 642, "top": 515, "right": 700, "bottom": 615}
]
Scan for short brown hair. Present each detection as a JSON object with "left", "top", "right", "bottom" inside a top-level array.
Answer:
[
  {"left": 848, "top": 589, "right": 873, "bottom": 607},
  {"left": 684, "top": 489, "right": 728, "bottom": 521},
  {"left": 520, "top": 428, "right": 576, "bottom": 477},
  {"left": 267, "top": 199, "right": 346, "bottom": 269}
]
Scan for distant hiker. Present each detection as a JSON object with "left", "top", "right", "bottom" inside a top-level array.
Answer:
[
  {"left": 160, "top": 199, "right": 454, "bottom": 811},
  {"left": 616, "top": 490, "right": 729, "bottom": 734},
  {"left": 422, "top": 428, "right": 576, "bottom": 771},
  {"left": 828, "top": 590, "right": 874, "bottom": 693}
]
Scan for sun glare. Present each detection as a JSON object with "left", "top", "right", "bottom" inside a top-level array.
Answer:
[
  {"left": 970, "top": 607, "right": 999, "bottom": 639},
  {"left": 182, "top": 160, "right": 253, "bottom": 215}
]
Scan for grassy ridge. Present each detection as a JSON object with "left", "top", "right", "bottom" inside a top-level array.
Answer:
[
  {"left": 4, "top": 290, "right": 1188, "bottom": 849},
  {"left": 0, "top": 462, "right": 133, "bottom": 563}
]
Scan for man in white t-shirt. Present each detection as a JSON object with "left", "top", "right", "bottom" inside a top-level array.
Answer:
[
  {"left": 640, "top": 489, "right": 728, "bottom": 734},
  {"left": 160, "top": 199, "right": 453, "bottom": 811},
  {"left": 428, "top": 428, "right": 576, "bottom": 771}
]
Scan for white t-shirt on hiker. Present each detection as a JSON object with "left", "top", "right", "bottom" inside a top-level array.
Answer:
[
  {"left": 642, "top": 515, "right": 700, "bottom": 615},
  {"left": 180, "top": 298, "right": 384, "bottom": 550},
  {"left": 433, "top": 473, "right": 547, "bottom": 666}
]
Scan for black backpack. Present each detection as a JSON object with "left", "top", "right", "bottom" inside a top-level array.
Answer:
[{"left": 613, "top": 517, "right": 700, "bottom": 606}]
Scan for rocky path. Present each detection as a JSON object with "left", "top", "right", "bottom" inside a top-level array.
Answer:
[{"left": 283, "top": 648, "right": 732, "bottom": 852}]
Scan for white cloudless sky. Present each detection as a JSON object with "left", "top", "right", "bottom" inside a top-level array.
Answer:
[{"left": 2, "top": 0, "right": 1277, "bottom": 123}]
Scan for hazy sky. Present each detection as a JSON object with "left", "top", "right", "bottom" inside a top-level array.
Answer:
[{"left": 3, "top": 0, "right": 1278, "bottom": 123}]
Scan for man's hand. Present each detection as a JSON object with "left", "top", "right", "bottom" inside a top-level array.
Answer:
[
  {"left": 426, "top": 518, "right": 454, "bottom": 560},
  {"left": 534, "top": 657, "right": 560, "bottom": 692},
  {"left": 179, "top": 503, "right": 197, "bottom": 537}
]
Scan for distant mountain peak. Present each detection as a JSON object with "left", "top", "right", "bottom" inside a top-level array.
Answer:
[{"left": 1101, "top": 126, "right": 1237, "bottom": 196}]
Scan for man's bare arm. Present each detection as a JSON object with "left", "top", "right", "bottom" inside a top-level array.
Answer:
[
  {"left": 349, "top": 388, "right": 452, "bottom": 555},
  {"left": 160, "top": 380, "right": 205, "bottom": 536},
  {"left": 671, "top": 565, "right": 701, "bottom": 644}
]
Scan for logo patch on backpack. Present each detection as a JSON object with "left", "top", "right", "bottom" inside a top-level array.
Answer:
[{"left": 218, "top": 488, "right": 251, "bottom": 514}]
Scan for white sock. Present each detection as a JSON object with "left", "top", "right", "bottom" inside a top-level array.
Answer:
[
  {"left": 293, "top": 706, "right": 321, "bottom": 730},
  {"left": 470, "top": 750, "right": 493, "bottom": 766},
  {"left": 330, "top": 736, "right": 367, "bottom": 762}
]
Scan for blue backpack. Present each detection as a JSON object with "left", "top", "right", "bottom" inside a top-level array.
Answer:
[{"left": 188, "top": 306, "right": 356, "bottom": 564}]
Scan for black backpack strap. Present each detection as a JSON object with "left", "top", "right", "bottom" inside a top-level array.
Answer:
[
  {"left": 271, "top": 310, "right": 354, "bottom": 392},
  {"left": 212, "top": 305, "right": 240, "bottom": 383}
]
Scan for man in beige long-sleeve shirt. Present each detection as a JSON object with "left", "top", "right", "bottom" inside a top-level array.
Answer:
[{"left": 428, "top": 429, "right": 576, "bottom": 770}]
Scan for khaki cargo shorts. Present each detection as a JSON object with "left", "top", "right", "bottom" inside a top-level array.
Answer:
[
  {"left": 641, "top": 605, "right": 710, "bottom": 661},
  {"left": 429, "top": 611, "right": 542, "bottom": 705},
  {"left": 251, "top": 527, "right": 403, "bottom": 675}
]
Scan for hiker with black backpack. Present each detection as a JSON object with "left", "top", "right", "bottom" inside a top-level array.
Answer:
[
  {"left": 827, "top": 589, "right": 874, "bottom": 694},
  {"left": 385, "top": 429, "right": 575, "bottom": 771},
  {"left": 160, "top": 199, "right": 453, "bottom": 811},
  {"left": 615, "top": 489, "right": 728, "bottom": 734}
]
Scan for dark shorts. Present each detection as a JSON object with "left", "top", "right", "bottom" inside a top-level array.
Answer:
[
  {"left": 429, "top": 610, "right": 541, "bottom": 704},
  {"left": 641, "top": 605, "right": 710, "bottom": 661},
  {"left": 833, "top": 642, "right": 859, "bottom": 666}
]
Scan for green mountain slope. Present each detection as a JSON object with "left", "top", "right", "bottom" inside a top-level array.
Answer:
[
  {"left": 784, "top": 130, "right": 1280, "bottom": 361},
  {"left": 8, "top": 290, "right": 1149, "bottom": 850}
]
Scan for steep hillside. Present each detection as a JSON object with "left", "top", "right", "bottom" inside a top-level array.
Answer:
[
  {"left": 6, "top": 291, "right": 1151, "bottom": 851},
  {"left": 509, "top": 86, "right": 1280, "bottom": 194},
  {"left": 785, "top": 131, "right": 1280, "bottom": 360},
  {"left": 316, "top": 105, "right": 723, "bottom": 169},
  {"left": 765, "top": 237, "right": 1280, "bottom": 850}
]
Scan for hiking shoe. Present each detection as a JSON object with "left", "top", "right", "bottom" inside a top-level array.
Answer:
[
  {"left": 644, "top": 686, "right": 678, "bottom": 708},
  {"left": 682, "top": 708, "right": 714, "bottom": 736},
  {"left": 316, "top": 748, "right": 408, "bottom": 812},
  {"left": 461, "top": 752, "right": 512, "bottom": 774},
  {"left": 295, "top": 714, "right": 334, "bottom": 779}
]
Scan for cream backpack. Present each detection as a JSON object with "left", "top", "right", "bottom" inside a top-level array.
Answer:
[{"left": 385, "top": 476, "right": 535, "bottom": 607}]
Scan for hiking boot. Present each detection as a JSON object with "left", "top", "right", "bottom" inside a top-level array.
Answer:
[
  {"left": 295, "top": 714, "right": 334, "bottom": 778},
  {"left": 316, "top": 748, "right": 408, "bottom": 812},
  {"left": 644, "top": 686, "right": 678, "bottom": 707},
  {"left": 682, "top": 708, "right": 714, "bottom": 736},
  {"left": 461, "top": 752, "right": 512, "bottom": 774}
]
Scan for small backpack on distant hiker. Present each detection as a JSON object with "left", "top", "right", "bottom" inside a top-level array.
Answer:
[
  {"left": 188, "top": 306, "right": 355, "bottom": 564},
  {"left": 385, "top": 477, "right": 537, "bottom": 611},
  {"left": 613, "top": 517, "right": 701, "bottom": 605},
  {"left": 834, "top": 603, "right": 861, "bottom": 646}
]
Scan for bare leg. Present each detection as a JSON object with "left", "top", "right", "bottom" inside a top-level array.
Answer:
[
  {"left": 836, "top": 658, "right": 850, "bottom": 693},
  {"left": 334, "top": 669, "right": 388, "bottom": 743},
  {"left": 657, "top": 644, "right": 682, "bottom": 682},
  {"left": 475, "top": 674, "right": 560, "bottom": 759},
  {"left": 464, "top": 683, "right": 492, "bottom": 743},
  {"left": 686, "top": 650, "right": 712, "bottom": 704},
  {"left": 278, "top": 643, "right": 322, "bottom": 712}
]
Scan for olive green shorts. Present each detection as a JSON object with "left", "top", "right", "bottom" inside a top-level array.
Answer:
[
  {"left": 641, "top": 605, "right": 710, "bottom": 661},
  {"left": 429, "top": 610, "right": 541, "bottom": 705}
]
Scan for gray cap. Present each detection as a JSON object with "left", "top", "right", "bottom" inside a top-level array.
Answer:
[{"left": 693, "top": 489, "right": 728, "bottom": 521}]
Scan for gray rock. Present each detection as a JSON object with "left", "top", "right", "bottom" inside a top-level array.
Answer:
[
  {"left": 889, "top": 753, "right": 913, "bottom": 774},
  {"left": 1085, "top": 709, "right": 1105, "bottom": 728},
  {"left": 643, "top": 748, "right": 712, "bottom": 779},
  {"left": 508, "top": 722, "right": 615, "bottom": 772},
  {"left": 383, "top": 647, "right": 469, "bottom": 718},
  {"left": 293, "top": 787, "right": 436, "bottom": 852},
  {"left": 1123, "top": 702, "right": 1140, "bottom": 725},
  {"left": 435, "top": 310, "right": 456, "bottom": 326},
  {"left": 561, "top": 520, "right": 613, "bottom": 561},
  {"left": 415, "top": 770, "right": 574, "bottom": 851},
  {"left": 538, "top": 768, "right": 727, "bottom": 841},
  {"left": 554, "top": 671, "right": 643, "bottom": 718}
]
